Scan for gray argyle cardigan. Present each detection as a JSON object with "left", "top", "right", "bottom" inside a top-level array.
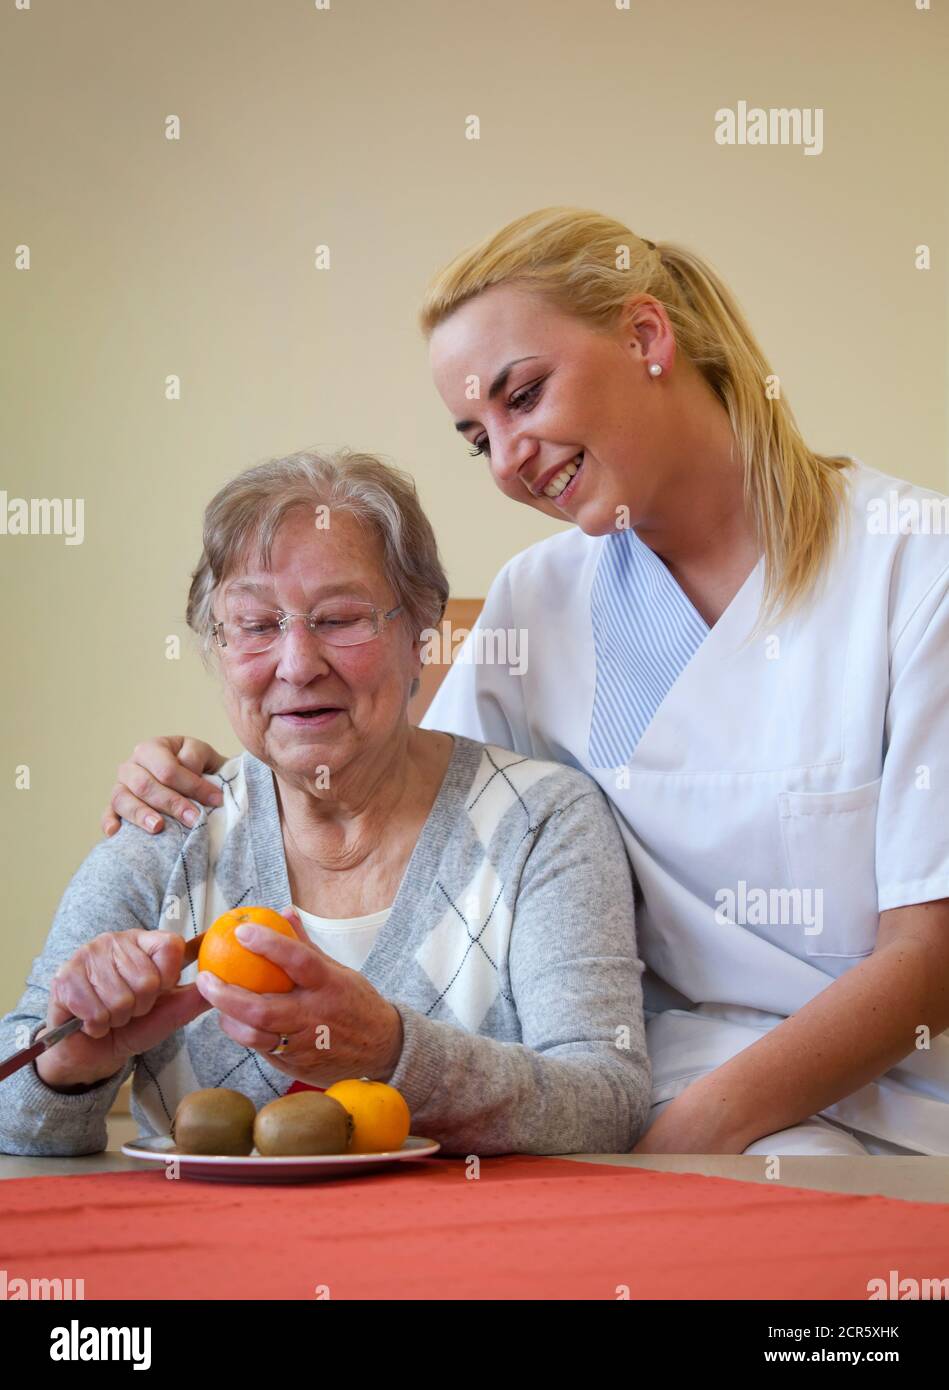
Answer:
[{"left": 0, "top": 735, "right": 650, "bottom": 1157}]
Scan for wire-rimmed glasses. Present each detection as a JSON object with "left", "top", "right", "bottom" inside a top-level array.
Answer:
[{"left": 211, "top": 601, "right": 403, "bottom": 655}]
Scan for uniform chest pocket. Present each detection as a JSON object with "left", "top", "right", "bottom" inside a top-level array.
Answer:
[{"left": 778, "top": 778, "right": 882, "bottom": 958}]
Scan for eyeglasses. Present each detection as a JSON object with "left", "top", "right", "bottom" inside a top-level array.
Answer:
[{"left": 211, "top": 601, "right": 403, "bottom": 655}]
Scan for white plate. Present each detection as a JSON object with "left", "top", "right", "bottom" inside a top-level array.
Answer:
[{"left": 122, "top": 1133, "right": 441, "bottom": 1183}]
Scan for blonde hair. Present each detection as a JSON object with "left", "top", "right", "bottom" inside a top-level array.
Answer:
[
  {"left": 419, "top": 206, "right": 852, "bottom": 627},
  {"left": 187, "top": 448, "right": 449, "bottom": 693}
]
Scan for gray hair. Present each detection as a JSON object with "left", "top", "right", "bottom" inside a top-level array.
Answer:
[{"left": 186, "top": 448, "right": 450, "bottom": 672}]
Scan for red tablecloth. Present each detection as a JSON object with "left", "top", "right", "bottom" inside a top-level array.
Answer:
[{"left": 2, "top": 1156, "right": 947, "bottom": 1300}]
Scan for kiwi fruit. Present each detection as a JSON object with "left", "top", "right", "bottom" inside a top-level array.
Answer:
[
  {"left": 254, "top": 1092, "right": 354, "bottom": 1156},
  {"left": 171, "top": 1087, "right": 257, "bottom": 1155}
]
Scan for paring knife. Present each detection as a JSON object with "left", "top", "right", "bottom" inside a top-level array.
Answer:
[{"left": 0, "top": 931, "right": 207, "bottom": 1084}]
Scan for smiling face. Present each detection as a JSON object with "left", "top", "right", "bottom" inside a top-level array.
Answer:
[
  {"left": 429, "top": 283, "right": 682, "bottom": 535},
  {"left": 211, "top": 508, "right": 418, "bottom": 789}
]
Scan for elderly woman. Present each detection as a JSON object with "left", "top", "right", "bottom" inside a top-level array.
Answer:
[{"left": 0, "top": 449, "right": 650, "bottom": 1158}]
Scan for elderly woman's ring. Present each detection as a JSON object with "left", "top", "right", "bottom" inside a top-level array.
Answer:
[{"left": 268, "top": 1033, "right": 291, "bottom": 1056}]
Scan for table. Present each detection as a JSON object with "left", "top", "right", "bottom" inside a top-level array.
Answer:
[
  {"left": 2, "top": 1117, "right": 948, "bottom": 1301},
  {"left": 2, "top": 1114, "right": 947, "bottom": 1203}
]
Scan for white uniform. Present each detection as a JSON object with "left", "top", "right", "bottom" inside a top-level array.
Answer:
[{"left": 422, "top": 460, "right": 949, "bottom": 1155}]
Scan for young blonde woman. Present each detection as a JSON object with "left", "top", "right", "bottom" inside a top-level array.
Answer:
[{"left": 102, "top": 207, "right": 949, "bottom": 1157}]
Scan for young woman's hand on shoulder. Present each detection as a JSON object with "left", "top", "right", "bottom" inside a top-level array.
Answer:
[{"left": 101, "top": 735, "right": 227, "bottom": 837}]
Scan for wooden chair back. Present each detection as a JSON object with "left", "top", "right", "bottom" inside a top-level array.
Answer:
[{"left": 407, "top": 597, "right": 485, "bottom": 724}]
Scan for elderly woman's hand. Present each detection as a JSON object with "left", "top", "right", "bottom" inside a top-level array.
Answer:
[
  {"left": 36, "top": 930, "right": 214, "bottom": 1090},
  {"left": 195, "top": 911, "right": 405, "bottom": 1084}
]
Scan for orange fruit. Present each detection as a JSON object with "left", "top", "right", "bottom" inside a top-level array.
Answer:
[
  {"left": 324, "top": 1078, "right": 411, "bottom": 1153},
  {"left": 198, "top": 906, "right": 296, "bottom": 993}
]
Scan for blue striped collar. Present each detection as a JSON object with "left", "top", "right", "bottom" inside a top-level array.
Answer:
[{"left": 588, "top": 526, "right": 709, "bottom": 769}]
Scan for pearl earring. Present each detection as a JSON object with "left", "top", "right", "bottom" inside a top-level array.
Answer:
[{"left": 648, "top": 363, "right": 663, "bottom": 377}]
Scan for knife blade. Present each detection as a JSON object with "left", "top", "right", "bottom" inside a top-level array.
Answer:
[{"left": 0, "top": 931, "right": 207, "bottom": 1085}]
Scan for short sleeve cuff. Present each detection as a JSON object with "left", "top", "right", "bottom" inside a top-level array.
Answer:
[{"left": 878, "top": 875, "right": 949, "bottom": 913}]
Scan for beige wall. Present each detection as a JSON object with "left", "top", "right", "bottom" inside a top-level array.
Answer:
[{"left": 1, "top": 0, "right": 946, "bottom": 1006}]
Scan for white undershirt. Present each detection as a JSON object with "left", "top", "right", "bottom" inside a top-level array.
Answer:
[{"left": 292, "top": 902, "right": 392, "bottom": 970}]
